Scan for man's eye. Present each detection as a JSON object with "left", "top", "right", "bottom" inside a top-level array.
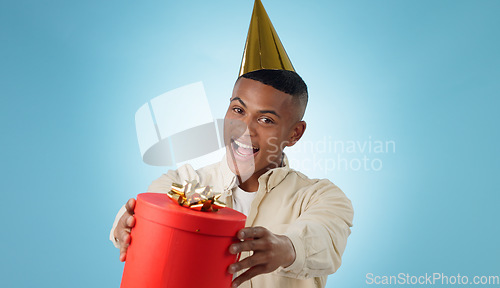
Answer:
[
  {"left": 232, "top": 107, "right": 243, "bottom": 114},
  {"left": 259, "top": 117, "right": 274, "bottom": 124}
]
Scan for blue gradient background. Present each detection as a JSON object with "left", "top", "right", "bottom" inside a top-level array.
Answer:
[{"left": 1, "top": 0, "right": 499, "bottom": 287}]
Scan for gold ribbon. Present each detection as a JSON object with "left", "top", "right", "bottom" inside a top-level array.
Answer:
[{"left": 167, "top": 180, "right": 226, "bottom": 212}]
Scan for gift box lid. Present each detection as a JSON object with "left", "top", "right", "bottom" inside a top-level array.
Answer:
[{"left": 135, "top": 193, "right": 246, "bottom": 237}]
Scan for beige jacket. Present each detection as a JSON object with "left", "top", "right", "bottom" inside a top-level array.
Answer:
[{"left": 110, "top": 155, "right": 354, "bottom": 288}]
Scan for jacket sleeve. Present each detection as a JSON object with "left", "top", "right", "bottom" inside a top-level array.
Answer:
[
  {"left": 108, "top": 169, "right": 183, "bottom": 248},
  {"left": 277, "top": 179, "right": 354, "bottom": 279}
]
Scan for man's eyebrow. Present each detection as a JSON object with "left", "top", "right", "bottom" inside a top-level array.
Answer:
[
  {"left": 230, "top": 97, "right": 246, "bottom": 108},
  {"left": 259, "top": 110, "right": 281, "bottom": 118},
  {"left": 230, "top": 97, "right": 281, "bottom": 118}
]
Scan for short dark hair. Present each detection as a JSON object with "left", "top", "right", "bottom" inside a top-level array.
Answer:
[{"left": 238, "top": 69, "right": 308, "bottom": 119}]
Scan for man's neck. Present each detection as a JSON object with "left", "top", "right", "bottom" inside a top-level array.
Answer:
[
  {"left": 237, "top": 162, "right": 283, "bottom": 192},
  {"left": 238, "top": 175, "right": 260, "bottom": 192},
  {"left": 229, "top": 153, "right": 286, "bottom": 192}
]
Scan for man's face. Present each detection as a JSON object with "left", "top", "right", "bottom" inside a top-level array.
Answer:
[{"left": 223, "top": 77, "right": 303, "bottom": 181}]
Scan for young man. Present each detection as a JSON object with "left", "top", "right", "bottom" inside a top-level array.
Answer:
[
  {"left": 111, "top": 69, "right": 353, "bottom": 288},
  {"left": 110, "top": 1, "right": 353, "bottom": 288}
]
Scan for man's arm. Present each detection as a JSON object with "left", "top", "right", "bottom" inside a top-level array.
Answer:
[
  {"left": 278, "top": 180, "right": 354, "bottom": 278},
  {"left": 227, "top": 179, "right": 353, "bottom": 285}
]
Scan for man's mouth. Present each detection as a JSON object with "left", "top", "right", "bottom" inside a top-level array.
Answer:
[{"left": 231, "top": 139, "right": 260, "bottom": 158}]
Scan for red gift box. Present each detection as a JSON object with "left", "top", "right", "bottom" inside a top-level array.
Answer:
[{"left": 121, "top": 193, "right": 246, "bottom": 288}]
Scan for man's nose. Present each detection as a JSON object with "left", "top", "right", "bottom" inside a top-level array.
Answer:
[
  {"left": 242, "top": 117, "right": 257, "bottom": 137},
  {"left": 228, "top": 117, "right": 257, "bottom": 140}
]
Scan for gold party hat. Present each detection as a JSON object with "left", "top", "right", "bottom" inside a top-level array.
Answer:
[{"left": 239, "top": 0, "right": 295, "bottom": 76}]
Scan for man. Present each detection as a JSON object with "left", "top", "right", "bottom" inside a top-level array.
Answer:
[{"left": 110, "top": 1, "right": 353, "bottom": 287}]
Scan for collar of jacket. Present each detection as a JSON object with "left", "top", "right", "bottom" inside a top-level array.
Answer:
[{"left": 220, "top": 153, "right": 291, "bottom": 194}]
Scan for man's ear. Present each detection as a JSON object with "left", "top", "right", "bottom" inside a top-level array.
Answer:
[{"left": 286, "top": 121, "right": 306, "bottom": 147}]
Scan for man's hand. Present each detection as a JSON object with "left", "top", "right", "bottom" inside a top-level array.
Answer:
[
  {"left": 228, "top": 226, "right": 296, "bottom": 288},
  {"left": 114, "top": 198, "right": 136, "bottom": 262}
]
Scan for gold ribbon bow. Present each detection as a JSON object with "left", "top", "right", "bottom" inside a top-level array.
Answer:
[{"left": 167, "top": 180, "right": 226, "bottom": 212}]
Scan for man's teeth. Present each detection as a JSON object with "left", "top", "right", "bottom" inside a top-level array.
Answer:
[
  {"left": 234, "top": 139, "right": 257, "bottom": 150},
  {"left": 235, "top": 149, "right": 250, "bottom": 157}
]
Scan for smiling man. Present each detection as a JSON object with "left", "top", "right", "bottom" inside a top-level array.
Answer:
[
  {"left": 224, "top": 69, "right": 307, "bottom": 193},
  {"left": 110, "top": 1, "right": 353, "bottom": 288}
]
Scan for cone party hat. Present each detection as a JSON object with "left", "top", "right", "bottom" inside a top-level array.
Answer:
[{"left": 239, "top": 0, "right": 295, "bottom": 76}]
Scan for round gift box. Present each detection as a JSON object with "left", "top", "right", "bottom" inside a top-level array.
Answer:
[{"left": 121, "top": 193, "right": 246, "bottom": 288}]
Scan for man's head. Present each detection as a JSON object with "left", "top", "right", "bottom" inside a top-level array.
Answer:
[
  {"left": 223, "top": 69, "right": 308, "bottom": 183},
  {"left": 240, "top": 69, "right": 308, "bottom": 120}
]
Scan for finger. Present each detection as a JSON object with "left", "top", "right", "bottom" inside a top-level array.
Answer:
[
  {"left": 119, "top": 233, "right": 131, "bottom": 262},
  {"left": 114, "top": 213, "right": 133, "bottom": 241},
  {"left": 114, "top": 214, "right": 129, "bottom": 240},
  {"left": 229, "top": 238, "right": 267, "bottom": 254},
  {"left": 126, "top": 215, "right": 136, "bottom": 228},
  {"left": 125, "top": 198, "right": 136, "bottom": 215},
  {"left": 237, "top": 226, "right": 269, "bottom": 240},
  {"left": 120, "top": 230, "right": 131, "bottom": 245},
  {"left": 228, "top": 252, "right": 267, "bottom": 274},
  {"left": 120, "top": 222, "right": 133, "bottom": 242},
  {"left": 231, "top": 265, "right": 268, "bottom": 288}
]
